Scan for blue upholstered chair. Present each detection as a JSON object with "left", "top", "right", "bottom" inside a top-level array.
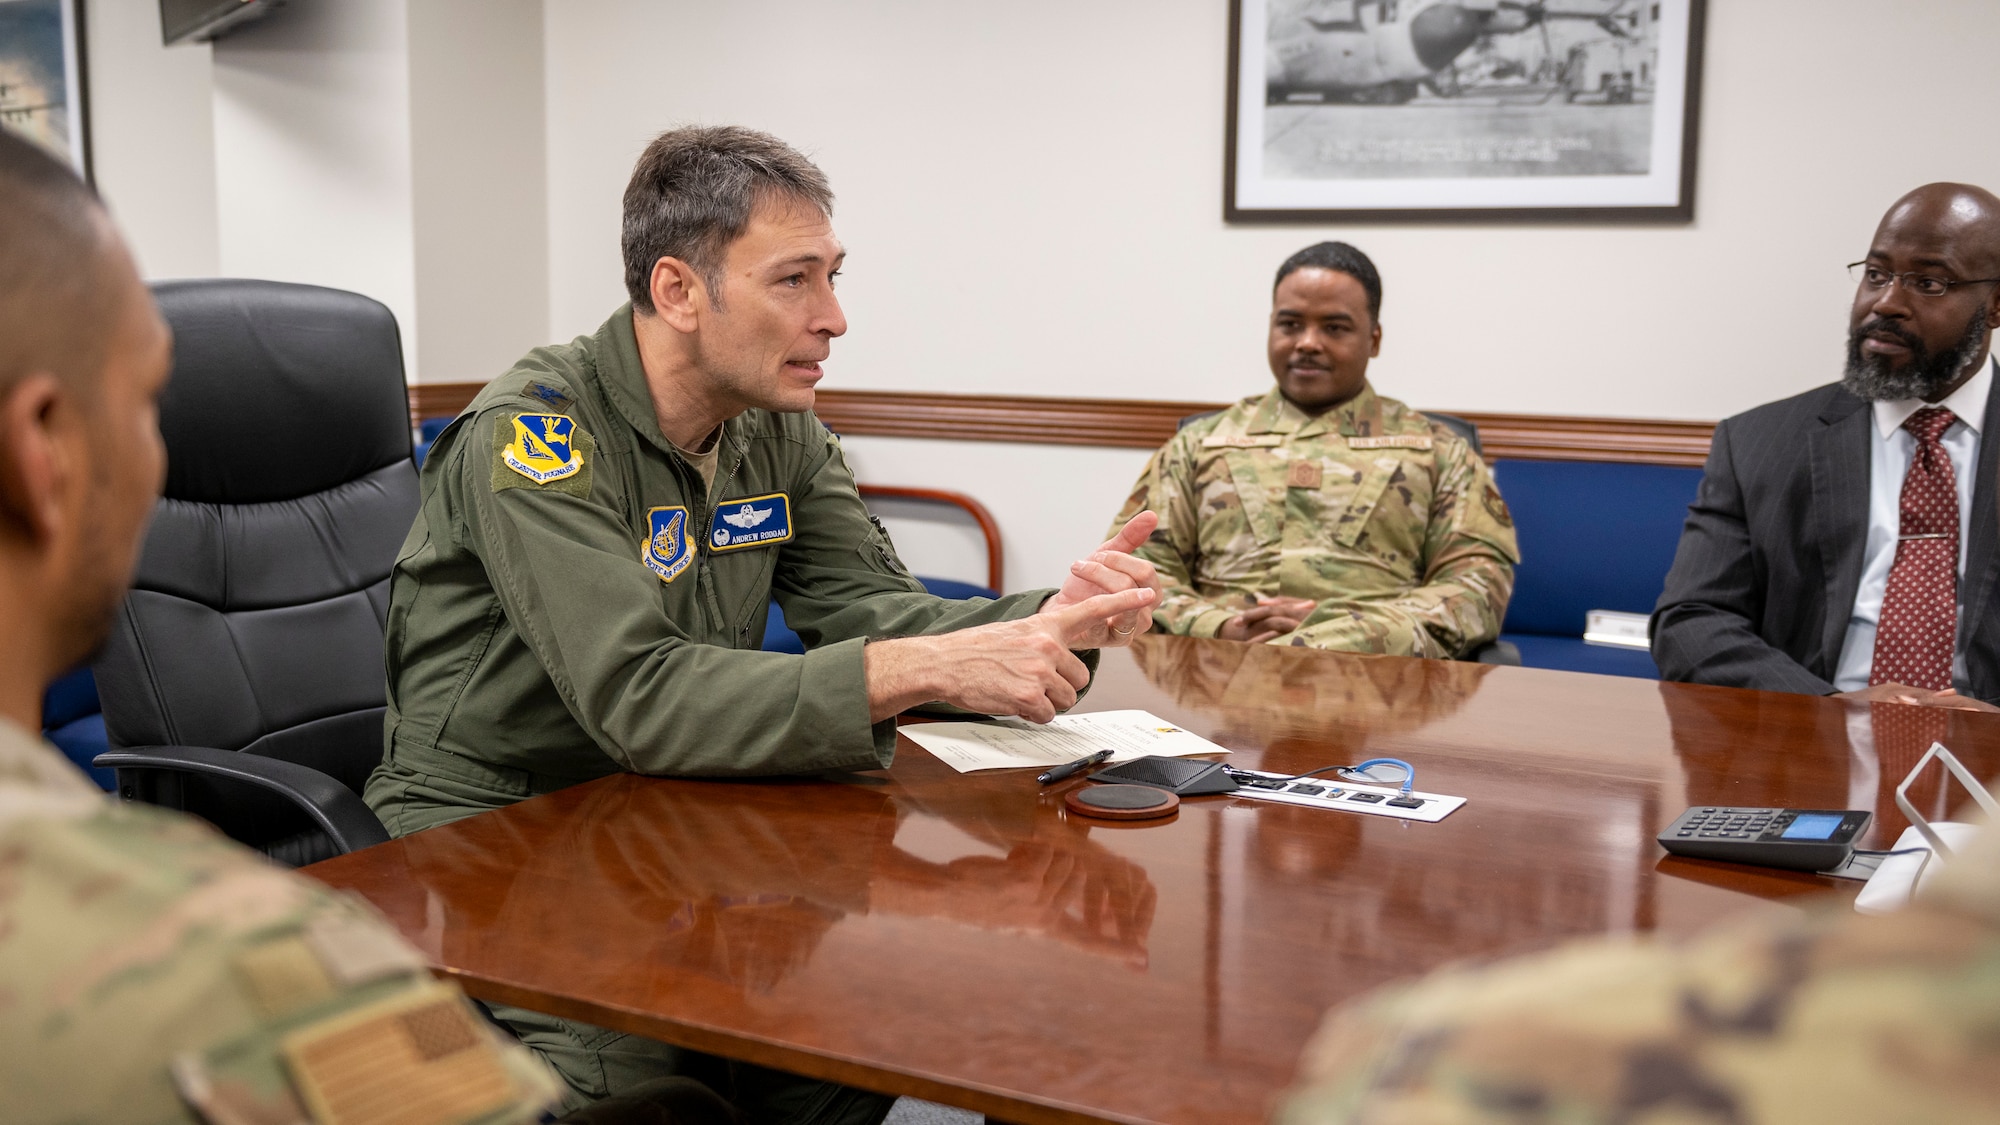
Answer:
[
  {"left": 43, "top": 667, "right": 111, "bottom": 790},
  {"left": 413, "top": 415, "right": 452, "bottom": 465},
  {"left": 1490, "top": 459, "right": 1703, "bottom": 678}
]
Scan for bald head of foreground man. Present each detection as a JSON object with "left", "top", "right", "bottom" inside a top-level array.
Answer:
[
  {"left": 0, "top": 132, "right": 169, "bottom": 725},
  {"left": 0, "top": 132, "right": 743, "bottom": 1123}
]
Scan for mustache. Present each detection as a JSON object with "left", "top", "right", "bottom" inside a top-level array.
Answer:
[{"left": 1853, "top": 317, "right": 1922, "bottom": 350}]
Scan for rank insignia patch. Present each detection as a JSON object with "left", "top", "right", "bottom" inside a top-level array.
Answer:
[
  {"left": 644, "top": 506, "right": 694, "bottom": 584},
  {"left": 502, "top": 413, "right": 584, "bottom": 484},
  {"left": 709, "top": 493, "right": 793, "bottom": 551}
]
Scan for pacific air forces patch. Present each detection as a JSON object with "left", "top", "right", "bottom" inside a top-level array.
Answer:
[
  {"left": 492, "top": 412, "right": 593, "bottom": 497},
  {"left": 709, "top": 493, "right": 792, "bottom": 551},
  {"left": 644, "top": 506, "right": 694, "bottom": 584}
]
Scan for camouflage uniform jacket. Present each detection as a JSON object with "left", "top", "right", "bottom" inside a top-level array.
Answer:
[
  {"left": 1111, "top": 385, "right": 1518, "bottom": 657},
  {"left": 0, "top": 720, "right": 559, "bottom": 1124},
  {"left": 1279, "top": 823, "right": 2000, "bottom": 1124}
]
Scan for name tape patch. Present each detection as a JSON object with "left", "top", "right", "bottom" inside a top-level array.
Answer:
[
  {"left": 709, "top": 493, "right": 793, "bottom": 551},
  {"left": 1346, "top": 435, "right": 1433, "bottom": 450},
  {"left": 502, "top": 413, "right": 585, "bottom": 484},
  {"left": 1201, "top": 435, "right": 1285, "bottom": 449},
  {"left": 644, "top": 506, "right": 694, "bottom": 584}
]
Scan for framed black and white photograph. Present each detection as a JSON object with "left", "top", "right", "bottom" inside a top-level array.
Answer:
[
  {"left": 1225, "top": 0, "right": 1705, "bottom": 223},
  {"left": 0, "top": 0, "right": 89, "bottom": 180}
]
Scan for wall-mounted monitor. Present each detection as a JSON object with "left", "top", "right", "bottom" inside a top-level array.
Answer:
[{"left": 160, "top": 0, "right": 283, "bottom": 46}]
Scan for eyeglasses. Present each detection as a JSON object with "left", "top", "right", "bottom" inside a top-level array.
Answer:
[{"left": 1848, "top": 261, "right": 2000, "bottom": 298}]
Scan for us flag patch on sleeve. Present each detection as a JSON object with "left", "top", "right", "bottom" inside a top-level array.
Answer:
[{"left": 280, "top": 981, "right": 516, "bottom": 1125}]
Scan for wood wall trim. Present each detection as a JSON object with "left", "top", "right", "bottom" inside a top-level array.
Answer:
[
  {"left": 410, "top": 382, "right": 484, "bottom": 424},
  {"left": 408, "top": 382, "right": 1715, "bottom": 467}
]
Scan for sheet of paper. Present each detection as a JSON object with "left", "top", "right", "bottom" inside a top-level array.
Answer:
[{"left": 902, "top": 709, "right": 1228, "bottom": 774}]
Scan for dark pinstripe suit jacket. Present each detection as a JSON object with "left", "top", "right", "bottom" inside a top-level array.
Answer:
[{"left": 1652, "top": 370, "right": 2000, "bottom": 701}]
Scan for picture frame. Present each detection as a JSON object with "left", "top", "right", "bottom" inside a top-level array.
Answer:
[
  {"left": 1225, "top": 0, "right": 1705, "bottom": 223},
  {"left": 0, "top": 0, "right": 91, "bottom": 182}
]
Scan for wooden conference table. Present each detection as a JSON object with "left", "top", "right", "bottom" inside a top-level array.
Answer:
[{"left": 307, "top": 636, "right": 2000, "bottom": 1124}]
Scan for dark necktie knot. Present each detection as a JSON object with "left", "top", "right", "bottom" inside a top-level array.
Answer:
[{"left": 1904, "top": 406, "right": 1957, "bottom": 446}]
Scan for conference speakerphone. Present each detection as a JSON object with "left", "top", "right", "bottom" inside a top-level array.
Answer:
[{"left": 1657, "top": 806, "right": 1871, "bottom": 872}]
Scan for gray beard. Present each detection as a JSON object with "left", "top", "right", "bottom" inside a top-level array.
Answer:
[{"left": 1842, "top": 310, "right": 1990, "bottom": 401}]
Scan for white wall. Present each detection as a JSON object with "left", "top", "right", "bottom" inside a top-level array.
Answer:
[
  {"left": 839, "top": 435, "right": 1154, "bottom": 595},
  {"left": 86, "top": 0, "right": 550, "bottom": 386},
  {"left": 535, "top": 0, "right": 2000, "bottom": 590},
  {"left": 211, "top": 0, "right": 420, "bottom": 376},
  {"left": 84, "top": 0, "right": 218, "bottom": 279},
  {"left": 540, "top": 0, "right": 2000, "bottom": 423},
  {"left": 79, "top": 0, "right": 2000, "bottom": 587},
  {"left": 409, "top": 0, "right": 550, "bottom": 386}
]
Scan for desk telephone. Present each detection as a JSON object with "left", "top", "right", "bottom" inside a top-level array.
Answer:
[{"left": 1657, "top": 807, "right": 1870, "bottom": 872}]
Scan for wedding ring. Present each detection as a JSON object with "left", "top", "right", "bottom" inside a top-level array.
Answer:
[{"left": 1112, "top": 625, "right": 1135, "bottom": 636}]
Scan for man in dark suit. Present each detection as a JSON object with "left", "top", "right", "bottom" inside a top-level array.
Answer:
[{"left": 1654, "top": 183, "right": 2000, "bottom": 709}]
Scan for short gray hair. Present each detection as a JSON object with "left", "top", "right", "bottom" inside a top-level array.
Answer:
[{"left": 621, "top": 125, "right": 834, "bottom": 313}]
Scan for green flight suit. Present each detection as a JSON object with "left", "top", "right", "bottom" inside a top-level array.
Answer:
[
  {"left": 365, "top": 305, "right": 1052, "bottom": 1120},
  {"left": 1111, "top": 384, "right": 1519, "bottom": 658}
]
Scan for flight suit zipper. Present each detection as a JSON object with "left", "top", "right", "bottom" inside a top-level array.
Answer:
[{"left": 691, "top": 436, "right": 749, "bottom": 642}]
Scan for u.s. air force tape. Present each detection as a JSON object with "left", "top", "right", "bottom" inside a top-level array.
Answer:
[{"left": 1345, "top": 435, "right": 1433, "bottom": 450}]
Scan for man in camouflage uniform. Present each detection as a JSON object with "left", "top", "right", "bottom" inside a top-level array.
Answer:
[
  {"left": 0, "top": 131, "right": 588, "bottom": 1124},
  {"left": 1111, "top": 242, "right": 1518, "bottom": 657},
  {"left": 1279, "top": 823, "right": 2000, "bottom": 1123}
]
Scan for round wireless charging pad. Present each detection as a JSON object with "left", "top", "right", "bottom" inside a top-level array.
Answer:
[{"left": 1065, "top": 784, "right": 1180, "bottom": 821}]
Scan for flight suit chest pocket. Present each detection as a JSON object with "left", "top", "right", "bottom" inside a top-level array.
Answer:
[
  {"left": 705, "top": 539, "right": 782, "bottom": 640},
  {"left": 704, "top": 492, "right": 795, "bottom": 638}
]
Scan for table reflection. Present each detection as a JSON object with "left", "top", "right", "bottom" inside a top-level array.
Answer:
[
  {"left": 1661, "top": 683, "right": 1999, "bottom": 845},
  {"left": 1129, "top": 633, "right": 1493, "bottom": 751},
  {"left": 309, "top": 640, "right": 2000, "bottom": 1125},
  {"left": 386, "top": 770, "right": 1158, "bottom": 999}
]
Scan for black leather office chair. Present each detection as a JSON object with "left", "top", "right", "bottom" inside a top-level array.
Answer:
[{"left": 93, "top": 279, "right": 415, "bottom": 866}]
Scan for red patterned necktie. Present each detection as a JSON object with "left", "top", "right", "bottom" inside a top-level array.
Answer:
[{"left": 1870, "top": 406, "right": 1960, "bottom": 690}]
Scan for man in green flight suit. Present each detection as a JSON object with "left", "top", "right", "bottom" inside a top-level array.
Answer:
[
  {"left": 366, "top": 126, "right": 1161, "bottom": 1121},
  {"left": 1110, "top": 241, "right": 1518, "bottom": 658}
]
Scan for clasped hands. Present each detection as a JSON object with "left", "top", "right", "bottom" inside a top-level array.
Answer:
[
  {"left": 1217, "top": 594, "right": 1317, "bottom": 644},
  {"left": 866, "top": 512, "right": 1164, "bottom": 723},
  {"left": 1834, "top": 682, "right": 2000, "bottom": 712}
]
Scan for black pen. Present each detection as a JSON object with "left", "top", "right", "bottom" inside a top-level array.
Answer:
[{"left": 1038, "top": 748, "right": 1114, "bottom": 785}]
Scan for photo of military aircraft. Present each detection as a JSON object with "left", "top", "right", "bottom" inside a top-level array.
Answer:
[{"left": 1266, "top": 0, "right": 1645, "bottom": 105}]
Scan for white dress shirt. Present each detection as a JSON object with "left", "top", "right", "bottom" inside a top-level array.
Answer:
[{"left": 1833, "top": 358, "right": 1993, "bottom": 692}]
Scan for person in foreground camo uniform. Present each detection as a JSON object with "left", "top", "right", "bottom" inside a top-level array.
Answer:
[
  {"left": 1280, "top": 824, "right": 2000, "bottom": 1123},
  {"left": 0, "top": 129, "right": 729, "bottom": 1125},
  {"left": 1111, "top": 241, "right": 1517, "bottom": 657}
]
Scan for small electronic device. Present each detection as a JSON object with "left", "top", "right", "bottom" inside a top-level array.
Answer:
[
  {"left": 1657, "top": 807, "right": 1871, "bottom": 872},
  {"left": 1224, "top": 766, "right": 1465, "bottom": 822},
  {"left": 1064, "top": 784, "right": 1180, "bottom": 821},
  {"left": 1089, "top": 755, "right": 1238, "bottom": 796}
]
